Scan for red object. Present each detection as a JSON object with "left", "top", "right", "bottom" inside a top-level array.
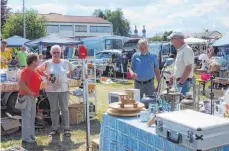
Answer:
[
  {"left": 19, "top": 67, "right": 42, "bottom": 97},
  {"left": 127, "top": 72, "right": 132, "bottom": 79},
  {"left": 78, "top": 45, "right": 88, "bottom": 59},
  {"left": 201, "top": 73, "right": 211, "bottom": 81}
]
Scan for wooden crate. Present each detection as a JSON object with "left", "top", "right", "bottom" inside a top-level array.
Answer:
[
  {"left": 92, "top": 139, "right": 100, "bottom": 151},
  {"left": 68, "top": 103, "right": 85, "bottom": 125}
]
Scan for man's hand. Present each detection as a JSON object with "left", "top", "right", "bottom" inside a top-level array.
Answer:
[{"left": 131, "top": 73, "right": 138, "bottom": 80}]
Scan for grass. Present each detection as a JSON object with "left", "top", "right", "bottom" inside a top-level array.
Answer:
[{"left": 1, "top": 81, "right": 133, "bottom": 151}]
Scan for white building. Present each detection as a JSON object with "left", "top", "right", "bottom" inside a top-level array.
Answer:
[{"left": 42, "top": 13, "right": 113, "bottom": 40}]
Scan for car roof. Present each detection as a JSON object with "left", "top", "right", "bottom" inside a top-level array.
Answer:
[{"left": 96, "top": 49, "right": 122, "bottom": 54}]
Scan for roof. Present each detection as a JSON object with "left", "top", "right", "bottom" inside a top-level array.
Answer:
[
  {"left": 41, "top": 13, "right": 111, "bottom": 24},
  {"left": 186, "top": 31, "right": 222, "bottom": 39},
  {"left": 213, "top": 34, "right": 229, "bottom": 47},
  {"left": 97, "top": 49, "right": 122, "bottom": 54},
  {"left": 25, "top": 34, "right": 81, "bottom": 46},
  {"left": 6, "top": 35, "right": 30, "bottom": 47}
]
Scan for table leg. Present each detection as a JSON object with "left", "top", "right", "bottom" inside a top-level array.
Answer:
[{"left": 198, "top": 82, "right": 200, "bottom": 111}]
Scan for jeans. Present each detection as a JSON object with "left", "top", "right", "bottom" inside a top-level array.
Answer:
[
  {"left": 176, "top": 80, "right": 193, "bottom": 96},
  {"left": 21, "top": 95, "right": 36, "bottom": 141}
]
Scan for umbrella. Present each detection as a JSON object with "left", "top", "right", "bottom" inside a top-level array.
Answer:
[
  {"left": 25, "top": 34, "right": 82, "bottom": 46},
  {"left": 212, "top": 34, "right": 229, "bottom": 47},
  {"left": 184, "top": 37, "right": 207, "bottom": 45},
  {"left": 6, "top": 35, "right": 30, "bottom": 47}
]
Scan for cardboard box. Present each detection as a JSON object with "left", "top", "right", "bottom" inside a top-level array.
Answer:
[
  {"left": 68, "top": 103, "right": 85, "bottom": 125},
  {"left": 92, "top": 139, "right": 100, "bottom": 151},
  {"left": 1, "top": 117, "right": 21, "bottom": 136}
]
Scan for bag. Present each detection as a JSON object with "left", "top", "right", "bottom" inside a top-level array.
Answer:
[
  {"left": 15, "top": 95, "right": 28, "bottom": 110},
  {"left": 15, "top": 69, "right": 32, "bottom": 110}
]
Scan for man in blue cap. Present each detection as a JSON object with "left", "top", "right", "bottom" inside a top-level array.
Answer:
[{"left": 168, "top": 32, "right": 194, "bottom": 95}]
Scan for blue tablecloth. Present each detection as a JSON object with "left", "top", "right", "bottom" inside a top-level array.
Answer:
[{"left": 100, "top": 114, "right": 229, "bottom": 151}]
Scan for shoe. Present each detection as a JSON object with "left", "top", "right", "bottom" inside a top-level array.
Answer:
[
  {"left": 63, "top": 129, "right": 71, "bottom": 137},
  {"left": 49, "top": 130, "right": 60, "bottom": 137},
  {"left": 22, "top": 139, "right": 35, "bottom": 143},
  {"left": 30, "top": 135, "right": 36, "bottom": 141}
]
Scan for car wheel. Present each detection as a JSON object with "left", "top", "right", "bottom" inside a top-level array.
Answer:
[{"left": 7, "top": 92, "right": 20, "bottom": 114}]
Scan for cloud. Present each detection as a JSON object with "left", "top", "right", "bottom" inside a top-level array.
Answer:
[{"left": 217, "top": 17, "right": 229, "bottom": 28}]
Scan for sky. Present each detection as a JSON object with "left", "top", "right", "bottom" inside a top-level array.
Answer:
[{"left": 7, "top": 0, "right": 229, "bottom": 37}]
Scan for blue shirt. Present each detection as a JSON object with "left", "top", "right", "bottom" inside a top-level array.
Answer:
[{"left": 131, "top": 52, "right": 159, "bottom": 81}]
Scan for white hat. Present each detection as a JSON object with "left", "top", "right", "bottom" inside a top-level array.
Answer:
[{"left": 167, "top": 32, "right": 184, "bottom": 39}]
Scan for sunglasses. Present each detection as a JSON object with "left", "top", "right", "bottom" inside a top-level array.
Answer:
[{"left": 53, "top": 51, "right": 60, "bottom": 54}]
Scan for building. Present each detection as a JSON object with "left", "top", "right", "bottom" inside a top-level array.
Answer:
[
  {"left": 42, "top": 13, "right": 113, "bottom": 40},
  {"left": 185, "top": 30, "right": 222, "bottom": 40}
]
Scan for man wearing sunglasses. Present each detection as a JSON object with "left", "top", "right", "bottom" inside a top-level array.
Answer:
[{"left": 167, "top": 32, "right": 194, "bottom": 95}]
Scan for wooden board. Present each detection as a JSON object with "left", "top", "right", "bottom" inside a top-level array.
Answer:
[
  {"left": 109, "top": 102, "right": 145, "bottom": 111},
  {"left": 106, "top": 108, "right": 142, "bottom": 117}
]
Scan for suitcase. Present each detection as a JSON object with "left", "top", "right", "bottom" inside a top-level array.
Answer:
[{"left": 156, "top": 110, "right": 229, "bottom": 151}]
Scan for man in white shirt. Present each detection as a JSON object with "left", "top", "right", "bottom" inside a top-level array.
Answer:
[{"left": 168, "top": 32, "right": 194, "bottom": 95}]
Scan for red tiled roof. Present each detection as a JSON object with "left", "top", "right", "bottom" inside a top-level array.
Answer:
[{"left": 41, "top": 13, "right": 111, "bottom": 24}]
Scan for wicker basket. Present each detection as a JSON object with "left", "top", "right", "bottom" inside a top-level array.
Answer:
[{"left": 68, "top": 103, "right": 85, "bottom": 125}]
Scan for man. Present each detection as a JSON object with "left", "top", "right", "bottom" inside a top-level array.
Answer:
[
  {"left": 0, "top": 40, "right": 12, "bottom": 69},
  {"left": 129, "top": 39, "right": 160, "bottom": 99},
  {"left": 168, "top": 32, "right": 194, "bottom": 95},
  {"left": 17, "top": 45, "right": 28, "bottom": 68}
]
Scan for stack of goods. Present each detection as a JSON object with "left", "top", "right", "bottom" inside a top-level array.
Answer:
[
  {"left": 68, "top": 103, "right": 85, "bottom": 125},
  {"left": 68, "top": 79, "right": 81, "bottom": 87},
  {"left": 0, "top": 81, "right": 19, "bottom": 92}
]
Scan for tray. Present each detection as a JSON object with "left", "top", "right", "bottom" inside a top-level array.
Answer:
[
  {"left": 109, "top": 102, "right": 145, "bottom": 111},
  {"left": 106, "top": 108, "right": 142, "bottom": 117}
]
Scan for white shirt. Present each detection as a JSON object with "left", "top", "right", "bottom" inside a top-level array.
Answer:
[
  {"left": 41, "top": 59, "right": 73, "bottom": 92},
  {"left": 174, "top": 44, "right": 194, "bottom": 78}
]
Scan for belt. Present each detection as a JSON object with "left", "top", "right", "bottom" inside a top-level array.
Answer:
[
  {"left": 135, "top": 79, "right": 153, "bottom": 84},
  {"left": 176, "top": 78, "right": 192, "bottom": 82}
]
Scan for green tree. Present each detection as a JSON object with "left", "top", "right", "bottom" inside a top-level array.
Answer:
[
  {"left": 93, "top": 8, "right": 131, "bottom": 36},
  {"left": 2, "top": 9, "right": 47, "bottom": 39},
  {"left": 151, "top": 35, "right": 163, "bottom": 41},
  {"left": 1, "top": 0, "right": 11, "bottom": 31},
  {"left": 162, "top": 31, "right": 173, "bottom": 41}
]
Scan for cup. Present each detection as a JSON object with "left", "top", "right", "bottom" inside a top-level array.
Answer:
[{"left": 137, "top": 110, "right": 150, "bottom": 122}]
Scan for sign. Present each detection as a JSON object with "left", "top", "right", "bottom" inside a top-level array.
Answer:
[{"left": 78, "top": 45, "right": 88, "bottom": 59}]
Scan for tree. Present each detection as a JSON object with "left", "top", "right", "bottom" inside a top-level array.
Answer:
[
  {"left": 1, "top": 0, "right": 11, "bottom": 31},
  {"left": 93, "top": 8, "right": 131, "bottom": 36},
  {"left": 2, "top": 9, "right": 47, "bottom": 39},
  {"left": 152, "top": 35, "right": 163, "bottom": 41},
  {"left": 162, "top": 31, "right": 173, "bottom": 41}
]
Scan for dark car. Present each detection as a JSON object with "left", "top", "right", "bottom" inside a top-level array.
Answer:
[{"left": 121, "top": 38, "right": 141, "bottom": 72}]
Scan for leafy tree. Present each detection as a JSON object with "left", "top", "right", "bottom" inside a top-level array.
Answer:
[
  {"left": 162, "top": 31, "right": 173, "bottom": 41},
  {"left": 1, "top": 0, "right": 11, "bottom": 31},
  {"left": 152, "top": 35, "right": 163, "bottom": 41},
  {"left": 93, "top": 8, "right": 131, "bottom": 36},
  {"left": 2, "top": 9, "right": 47, "bottom": 39}
]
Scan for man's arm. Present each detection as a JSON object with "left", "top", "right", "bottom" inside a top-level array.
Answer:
[
  {"left": 179, "top": 65, "right": 192, "bottom": 84},
  {"left": 155, "top": 68, "right": 160, "bottom": 82}
]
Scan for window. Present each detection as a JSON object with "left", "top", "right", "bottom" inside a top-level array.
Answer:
[
  {"left": 47, "top": 25, "right": 59, "bottom": 33},
  {"left": 90, "top": 26, "right": 112, "bottom": 33},
  {"left": 60, "top": 25, "right": 72, "bottom": 31},
  {"left": 105, "top": 39, "right": 122, "bottom": 50},
  {"left": 75, "top": 25, "right": 87, "bottom": 32}
]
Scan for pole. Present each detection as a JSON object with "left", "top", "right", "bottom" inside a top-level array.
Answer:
[
  {"left": 23, "top": 0, "right": 26, "bottom": 38},
  {"left": 82, "top": 59, "right": 91, "bottom": 151}
]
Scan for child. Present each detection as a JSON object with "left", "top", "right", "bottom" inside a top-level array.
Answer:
[{"left": 38, "top": 54, "right": 44, "bottom": 65}]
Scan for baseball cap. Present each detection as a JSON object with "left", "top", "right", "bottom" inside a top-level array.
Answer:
[{"left": 167, "top": 32, "right": 184, "bottom": 39}]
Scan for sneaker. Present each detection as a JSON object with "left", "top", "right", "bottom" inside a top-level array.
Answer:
[
  {"left": 22, "top": 139, "right": 35, "bottom": 143},
  {"left": 30, "top": 135, "right": 36, "bottom": 141},
  {"left": 49, "top": 130, "right": 60, "bottom": 137},
  {"left": 63, "top": 129, "right": 71, "bottom": 137}
]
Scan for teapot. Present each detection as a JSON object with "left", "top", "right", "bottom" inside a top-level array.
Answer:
[{"left": 141, "top": 93, "right": 158, "bottom": 109}]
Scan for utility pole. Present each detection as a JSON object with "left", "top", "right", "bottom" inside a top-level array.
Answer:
[{"left": 23, "top": 0, "right": 26, "bottom": 38}]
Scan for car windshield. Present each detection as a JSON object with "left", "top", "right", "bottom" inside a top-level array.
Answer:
[
  {"left": 96, "top": 52, "right": 113, "bottom": 59},
  {"left": 149, "top": 43, "right": 161, "bottom": 57},
  {"left": 105, "top": 39, "right": 122, "bottom": 50},
  {"left": 123, "top": 42, "right": 137, "bottom": 48}
]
